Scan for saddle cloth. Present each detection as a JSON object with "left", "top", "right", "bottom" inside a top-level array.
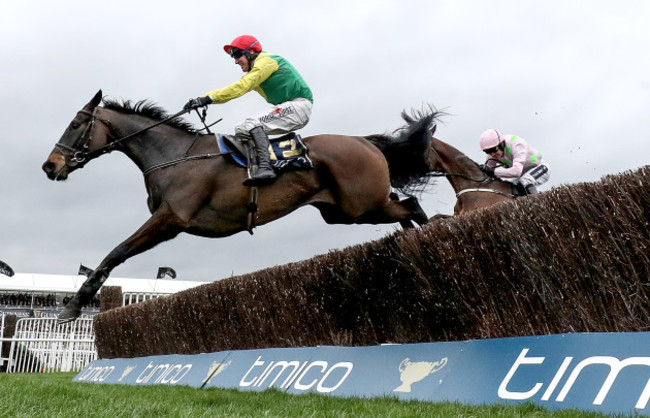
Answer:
[{"left": 216, "top": 132, "right": 314, "bottom": 171}]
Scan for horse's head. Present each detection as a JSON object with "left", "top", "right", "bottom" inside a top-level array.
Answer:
[{"left": 42, "top": 90, "right": 112, "bottom": 180}]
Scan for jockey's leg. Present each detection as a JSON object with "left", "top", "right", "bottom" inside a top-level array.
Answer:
[
  {"left": 525, "top": 184, "right": 538, "bottom": 194},
  {"left": 244, "top": 127, "right": 277, "bottom": 186},
  {"left": 520, "top": 163, "right": 551, "bottom": 195},
  {"left": 236, "top": 99, "right": 312, "bottom": 186}
]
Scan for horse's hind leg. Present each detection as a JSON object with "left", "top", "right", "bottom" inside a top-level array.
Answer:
[
  {"left": 390, "top": 193, "right": 415, "bottom": 229},
  {"left": 394, "top": 195, "right": 429, "bottom": 227},
  {"left": 348, "top": 195, "right": 428, "bottom": 229}
]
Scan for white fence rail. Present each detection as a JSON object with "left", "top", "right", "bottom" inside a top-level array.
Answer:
[
  {"left": 1, "top": 293, "right": 171, "bottom": 373},
  {"left": 1, "top": 317, "right": 97, "bottom": 373},
  {"left": 122, "top": 292, "right": 166, "bottom": 305}
]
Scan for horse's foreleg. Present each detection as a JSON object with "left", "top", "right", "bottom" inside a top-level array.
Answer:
[{"left": 57, "top": 210, "right": 183, "bottom": 324}]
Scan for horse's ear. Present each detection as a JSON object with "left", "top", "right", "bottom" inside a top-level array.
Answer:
[
  {"left": 85, "top": 90, "right": 103, "bottom": 110},
  {"left": 430, "top": 124, "right": 437, "bottom": 136}
]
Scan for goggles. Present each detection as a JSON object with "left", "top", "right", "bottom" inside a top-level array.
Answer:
[
  {"left": 229, "top": 48, "right": 245, "bottom": 59},
  {"left": 483, "top": 145, "right": 500, "bottom": 154}
]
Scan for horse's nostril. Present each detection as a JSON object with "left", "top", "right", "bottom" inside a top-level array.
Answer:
[{"left": 42, "top": 161, "right": 55, "bottom": 173}]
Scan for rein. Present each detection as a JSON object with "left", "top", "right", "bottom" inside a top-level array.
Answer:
[
  {"left": 84, "top": 107, "right": 192, "bottom": 161},
  {"left": 142, "top": 152, "right": 225, "bottom": 176},
  {"left": 429, "top": 171, "right": 487, "bottom": 183},
  {"left": 55, "top": 107, "right": 194, "bottom": 166},
  {"left": 56, "top": 105, "right": 228, "bottom": 175}
]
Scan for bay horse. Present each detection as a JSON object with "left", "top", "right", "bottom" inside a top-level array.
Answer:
[
  {"left": 406, "top": 113, "right": 516, "bottom": 215},
  {"left": 42, "top": 90, "right": 441, "bottom": 323}
]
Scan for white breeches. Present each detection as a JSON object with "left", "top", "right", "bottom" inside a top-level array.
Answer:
[
  {"left": 519, "top": 162, "right": 551, "bottom": 187},
  {"left": 234, "top": 98, "right": 313, "bottom": 140}
]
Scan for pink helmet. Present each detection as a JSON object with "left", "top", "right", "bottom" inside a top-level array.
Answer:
[
  {"left": 479, "top": 129, "right": 502, "bottom": 151},
  {"left": 223, "top": 35, "right": 262, "bottom": 55}
]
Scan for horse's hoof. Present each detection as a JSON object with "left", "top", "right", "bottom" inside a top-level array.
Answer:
[
  {"left": 399, "top": 220, "right": 416, "bottom": 229},
  {"left": 57, "top": 306, "right": 81, "bottom": 325},
  {"left": 411, "top": 205, "right": 429, "bottom": 226},
  {"left": 401, "top": 196, "right": 428, "bottom": 226},
  {"left": 429, "top": 214, "right": 451, "bottom": 222},
  {"left": 414, "top": 211, "right": 429, "bottom": 226}
]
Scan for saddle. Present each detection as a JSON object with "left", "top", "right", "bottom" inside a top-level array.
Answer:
[
  {"left": 214, "top": 132, "right": 314, "bottom": 235},
  {"left": 216, "top": 132, "right": 314, "bottom": 172}
]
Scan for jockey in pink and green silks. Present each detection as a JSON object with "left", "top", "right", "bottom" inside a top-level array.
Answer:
[{"left": 479, "top": 129, "right": 551, "bottom": 195}]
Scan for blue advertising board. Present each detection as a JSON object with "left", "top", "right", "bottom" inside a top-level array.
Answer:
[{"left": 75, "top": 332, "right": 650, "bottom": 415}]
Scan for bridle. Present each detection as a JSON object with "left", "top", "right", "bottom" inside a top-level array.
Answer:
[
  {"left": 55, "top": 106, "right": 191, "bottom": 167},
  {"left": 54, "top": 108, "right": 102, "bottom": 167}
]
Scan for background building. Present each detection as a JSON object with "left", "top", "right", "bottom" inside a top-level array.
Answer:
[{"left": 0, "top": 272, "right": 209, "bottom": 319}]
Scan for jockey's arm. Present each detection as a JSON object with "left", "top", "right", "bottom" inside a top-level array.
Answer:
[
  {"left": 494, "top": 142, "right": 526, "bottom": 178},
  {"left": 203, "top": 55, "right": 278, "bottom": 104}
]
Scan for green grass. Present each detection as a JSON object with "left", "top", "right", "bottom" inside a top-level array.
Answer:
[{"left": 0, "top": 372, "right": 620, "bottom": 418}]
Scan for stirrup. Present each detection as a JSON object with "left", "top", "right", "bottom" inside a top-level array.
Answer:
[{"left": 244, "top": 169, "right": 277, "bottom": 186}]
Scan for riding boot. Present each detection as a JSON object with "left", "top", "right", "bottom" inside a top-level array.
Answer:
[
  {"left": 244, "top": 126, "right": 277, "bottom": 186},
  {"left": 525, "top": 184, "right": 538, "bottom": 195}
]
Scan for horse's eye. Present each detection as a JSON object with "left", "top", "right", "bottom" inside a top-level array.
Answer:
[{"left": 70, "top": 122, "right": 80, "bottom": 129}]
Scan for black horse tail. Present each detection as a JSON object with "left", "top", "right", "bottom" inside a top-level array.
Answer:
[{"left": 366, "top": 105, "right": 443, "bottom": 195}]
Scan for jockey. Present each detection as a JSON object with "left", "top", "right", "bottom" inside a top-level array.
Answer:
[
  {"left": 184, "top": 35, "right": 313, "bottom": 186},
  {"left": 479, "top": 129, "right": 551, "bottom": 195}
]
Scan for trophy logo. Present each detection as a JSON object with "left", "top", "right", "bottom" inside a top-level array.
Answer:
[
  {"left": 118, "top": 365, "right": 136, "bottom": 382},
  {"left": 393, "top": 357, "right": 448, "bottom": 392},
  {"left": 202, "top": 361, "right": 232, "bottom": 385}
]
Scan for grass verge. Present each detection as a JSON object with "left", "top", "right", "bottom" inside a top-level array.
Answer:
[{"left": 0, "top": 372, "right": 620, "bottom": 417}]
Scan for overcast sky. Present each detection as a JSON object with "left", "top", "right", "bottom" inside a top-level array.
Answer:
[{"left": 1, "top": 1, "right": 648, "bottom": 283}]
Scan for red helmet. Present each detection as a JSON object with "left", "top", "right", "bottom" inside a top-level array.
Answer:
[{"left": 223, "top": 35, "right": 262, "bottom": 55}]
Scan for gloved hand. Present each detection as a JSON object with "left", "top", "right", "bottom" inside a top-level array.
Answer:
[
  {"left": 480, "top": 164, "right": 495, "bottom": 177},
  {"left": 183, "top": 96, "right": 212, "bottom": 111}
]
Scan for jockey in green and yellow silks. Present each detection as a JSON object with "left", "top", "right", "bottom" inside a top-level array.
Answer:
[{"left": 184, "top": 35, "right": 313, "bottom": 187}]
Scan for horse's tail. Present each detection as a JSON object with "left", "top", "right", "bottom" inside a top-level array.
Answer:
[{"left": 366, "top": 105, "right": 442, "bottom": 195}]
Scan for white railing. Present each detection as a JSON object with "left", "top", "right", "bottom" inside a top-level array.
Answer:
[
  {"left": 0, "top": 292, "right": 169, "bottom": 372},
  {"left": 2, "top": 317, "right": 97, "bottom": 373},
  {"left": 0, "top": 314, "right": 6, "bottom": 368},
  {"left": 122, "top": 292, "right": 166, "bottom": 306}
]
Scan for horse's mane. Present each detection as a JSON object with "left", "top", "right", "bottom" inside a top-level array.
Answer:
[
  {"left": 102, "top": 98, "right": 195, "bottom": 132},
  {"left": 366, "top": 105, "right": 445, "bottom": 195}
]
